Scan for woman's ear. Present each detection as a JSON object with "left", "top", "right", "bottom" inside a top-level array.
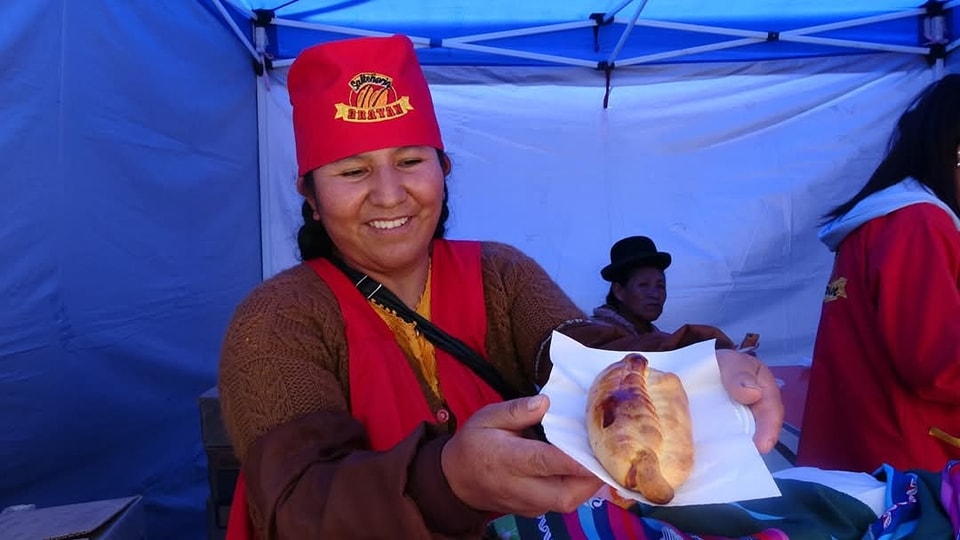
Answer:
[
  {"left": 439, "top": 152, "right": 452, "bottom": 176},
  {"left": 296, "top": 175, "right": 310, "bottom": 198},
  {"left": 297, "top": 175, "right": 321, "bottom": 221},
  {"left": 612, "top": 282, "right": 626, "bottom": 303}
]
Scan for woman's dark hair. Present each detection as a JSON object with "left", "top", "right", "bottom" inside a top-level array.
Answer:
[
  {"left": 824, "top": 74, "right": 960, "bottom": 222},
  {"left": 604, "top": 281, "right": 626, "bottom": 308},
  {"left": 296, "top": 149, "right": 451, "bottom": 261}
]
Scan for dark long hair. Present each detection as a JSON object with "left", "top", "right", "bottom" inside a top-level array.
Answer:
[
  {"left": 296, "top": 149, "right": 451, "bottom": 261},
  {"left": 824, "top": 74, "right": 960, "bottom": 222}
]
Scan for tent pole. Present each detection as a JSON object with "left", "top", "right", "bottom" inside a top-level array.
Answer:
[
  {"left": 603, "top": 0, "right": 637, "bottom": 23},
  {"left": 777, "top": 35, "right": 927, "bottom": 55},
  {"left": 437, "top": 42, "right": 597, "bottom": 68},
  {"left": 254, "top": 23, "right": 271, "bottom": 281},
  {"left": 607, "top": 0, "right": 650, "bottom": 65},
  {"left": 271, "top": 19, "right": 421, "bottom": 42},
  {"left": 442, "top": 20, "right": 595, "bottom": 43},
  {"left": 616, "top": 37, "right": 762, "bottom": 66},
  {"left": 622, "top": 17, "right": 926, "bottom": 55},
  {"left": 782, "top": 8, "right": 924, "bottom": 36},
  {"left": 924, "top": 1, "right": 951, "bottom": 80},
  {"left": 210, "top": 0, "right": 259, "bottom": 61}
]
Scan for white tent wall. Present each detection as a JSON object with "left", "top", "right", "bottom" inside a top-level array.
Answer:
[{"left": 262, "top": 54, "right": 946, "bottom": 366}]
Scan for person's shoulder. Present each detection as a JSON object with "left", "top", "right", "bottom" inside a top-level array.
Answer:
[
  {"left": 890, "top": 201, "right": 953, "bottom": 221},
  {"left": 475, "top": 240, "right": 552, "bottom": 279},
  {"left": 855, "top": 203, "right": 960, "bottom": 262},
  {"left": 877, "top": 203, "right": 960, "bottom": 240},
  {"left": 477, "top": 240, "right": 535, "bottom": 264},
  {"left": 234, "top": 263, "right": 335, "bottom": 318},
  {"left": 244, "top": 262, "right": 320, "bottom": 297}
]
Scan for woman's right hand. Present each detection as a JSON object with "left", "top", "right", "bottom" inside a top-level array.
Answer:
[{"left": 440, "top": 395, "right": 603, "bottom": 517}]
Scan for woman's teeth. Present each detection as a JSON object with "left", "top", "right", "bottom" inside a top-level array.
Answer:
[{"left": 370, "top": 217, "right": 409, "bottom": 230}]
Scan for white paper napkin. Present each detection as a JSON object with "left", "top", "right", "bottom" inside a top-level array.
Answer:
[{"left": 541, "top": 331, "right": 781, "bottom": 506}]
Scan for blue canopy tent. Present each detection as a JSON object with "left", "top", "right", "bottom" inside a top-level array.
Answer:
[
  {"left": 0, "top": 1, "right": 955, "bottom": 538},
  {"left": 215, "top": 0, "right": 956, "bottom": 67}
]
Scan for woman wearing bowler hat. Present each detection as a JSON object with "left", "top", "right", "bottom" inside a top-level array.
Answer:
[
  {"left": 593, "top": 235, "right": 737, "bottom": 351},
  {"left": 217, "top": 35, "right": 781, "bottom": 539}
]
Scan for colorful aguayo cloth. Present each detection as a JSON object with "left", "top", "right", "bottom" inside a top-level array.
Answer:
[{"left": 488, "top": 461, "right": 960, "bottom": 540}]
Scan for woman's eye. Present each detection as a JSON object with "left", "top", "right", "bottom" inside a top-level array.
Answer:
[
  {"left": 340, "top": 168, "right": 365, "bottom": 178},
  {"left": 399, "top": 158, "right": 424, "bottom": 167}
]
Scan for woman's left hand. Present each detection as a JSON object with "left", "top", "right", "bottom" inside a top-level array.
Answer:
[{"left": 715, "top": 348, "right": 784, "bottom": 454}]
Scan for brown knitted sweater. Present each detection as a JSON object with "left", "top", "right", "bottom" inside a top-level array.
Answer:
[{"left": 218, "top": 241, "right": 688, "bottom": 539}]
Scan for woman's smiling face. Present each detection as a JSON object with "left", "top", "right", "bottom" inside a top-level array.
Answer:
[{"left": 304, "top": 145, "right": 446, "bottom": 277}]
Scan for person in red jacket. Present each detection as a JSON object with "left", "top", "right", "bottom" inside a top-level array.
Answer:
[{"left": 797, "top": 74, "right": 960, "bottom": 473}]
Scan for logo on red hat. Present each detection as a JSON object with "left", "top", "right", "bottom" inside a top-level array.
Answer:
[{"left": 334, "top": 72, "right": 415, "bottom": 123}]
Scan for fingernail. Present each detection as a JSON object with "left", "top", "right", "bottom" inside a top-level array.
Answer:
[
  {"left": 762, "top": 438, "right": 777, "bottom": 453},
  {"left": 740, "top": 380, "right": 761, "bottom": 390},
  {"left": 527, "top": 395, "right": 545, "bottom": 411}
]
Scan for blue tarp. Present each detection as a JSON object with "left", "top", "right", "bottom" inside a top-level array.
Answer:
[
  {"left": 0, "top": 1, "right": 953, "bottom": 538},
  {"left": 0, "top": 1, "right": 258, "bottom": 538}
]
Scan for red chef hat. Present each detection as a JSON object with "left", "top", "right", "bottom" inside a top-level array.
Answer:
[{"left": 287, "top": 34, "right": 444, "bottom": 177}]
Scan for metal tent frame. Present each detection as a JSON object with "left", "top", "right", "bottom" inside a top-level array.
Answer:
[{"left": 212, "top": 0, "right": 955, "bottom": 70}]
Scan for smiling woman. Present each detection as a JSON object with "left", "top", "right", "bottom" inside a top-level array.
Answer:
[{"left": 216, "top": 33, "right": 783, "bottom": 540}]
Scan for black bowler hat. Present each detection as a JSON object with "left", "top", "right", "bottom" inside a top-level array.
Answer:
[{"left": 600, "top": 236, "right": 672, "bottom": 282}]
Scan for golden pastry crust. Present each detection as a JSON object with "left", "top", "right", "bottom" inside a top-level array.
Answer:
[{"left": 585, "top": 353, "right": 694, "bottom": 504}]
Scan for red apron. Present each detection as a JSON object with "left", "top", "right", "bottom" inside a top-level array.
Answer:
[{"left": 225, "top": 240, "right": 502, "bottom": 539}]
